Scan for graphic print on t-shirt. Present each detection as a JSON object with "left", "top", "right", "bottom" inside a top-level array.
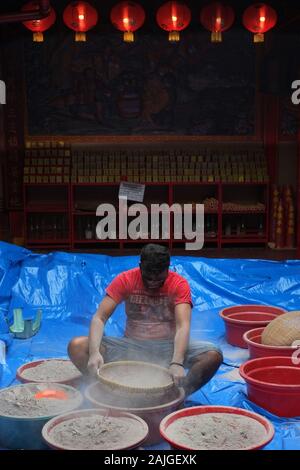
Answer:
[{"left": 127, "top": 292, "right": 173, "bottom": 322}]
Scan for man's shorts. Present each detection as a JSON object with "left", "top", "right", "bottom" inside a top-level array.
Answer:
[{"left": 101, "top": 336, "right": 222, "bottom": 369}]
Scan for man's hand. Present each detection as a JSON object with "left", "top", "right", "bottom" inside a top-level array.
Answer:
[
  {"left": 88, "top": 296, "right": 118, "bottom": 377},
  {"left": 169, "top": 364, "right": 186, "bottom": 387},
  {"left": 87, "top": 351, "right": 104, "bottom": 376}
]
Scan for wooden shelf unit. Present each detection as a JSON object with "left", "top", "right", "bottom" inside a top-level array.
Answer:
[{"left": 23, "top": 181, "right": 269, "bottom": 252}]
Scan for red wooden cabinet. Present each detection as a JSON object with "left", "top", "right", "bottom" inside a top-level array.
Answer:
[
  {"left": 23, "top": 181, "right": 269, "bottom": 253},
  {"left": 24, "top": 183, "right": 71, "bottom": 250}
]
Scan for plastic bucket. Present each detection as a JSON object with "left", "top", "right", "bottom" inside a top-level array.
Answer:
[
  {"left": 243, "top": 328, "right": 299, "bottom": 359},
  {"left": 16, "top": 359, "right": 82, "bottom": 386},
  {"left": 84, "top": 381, "right": 185, "bottom": 445},
  {"left": 240, "top": 356, "right": 300, "bottom": 417},
  {"left": 159, "top": 405, "right": 274, "bottom": 450},
  {"left": 220, "top": 305, "right": 286, "bottom": 348},
  {"left": 0, "top": 383, "right": 83, "bottom": 449},
  {"left": 42, "top": 408, "right": 149, "bottom": 450}
]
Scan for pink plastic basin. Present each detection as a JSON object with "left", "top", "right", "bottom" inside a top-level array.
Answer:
[
  {"left": 159, "top": 405, "right": 274, "bottom": 450},
  {"left": 243, "top": 328, "right": 299, "bottom": 359},
  {"left": 220, "top": 305, "right": 286, "bottom": 348},
  {"left": 240, "top": 356, "right": 300, "bottom": 417},
  {"left": 42, "top": 408, "right": 149, "bottom": 450}
]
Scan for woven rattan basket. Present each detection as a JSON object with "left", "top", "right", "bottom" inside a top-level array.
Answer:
[
  {"left": 261, "top": 310, "right": 300, "bottom": 346},
  {"left": 97, "top": 361, "right": 174, "bottom": 398}
]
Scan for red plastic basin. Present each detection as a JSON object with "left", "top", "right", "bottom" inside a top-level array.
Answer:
[
  {"left": 159, "top": 405, "right": 274, "bottom": 450},
  {"left": 220, "top": 305, "right": 286, "bottom": 348},
  {"left": 84, "top": 381, "right": 185, "bottom": 445},
  {"left": 243, "top": 328, "right": 299, "bottom": 359},
  {"left": 42, "top": 408, "right": 149, "bottom": 450},
  {"left": 16, "top": 359, "right": 82, "bottom": 386},
  {"left": 240, "top": 356, "right": 300, "bottom": 417}
]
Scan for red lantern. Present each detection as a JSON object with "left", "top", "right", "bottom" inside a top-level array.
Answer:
[
  {"left": 110, "top": 1, "right": 145, "bottom": 43},
  {"left": 156, "top": 1, "right": 191, "bottom": 42},
  {"left": 243, "top": 3, "right": 277, "bottom": 43},
  {"left": 200, "top": 2, "right": 235, "bottom": 43},
  {"left": 22, "top": 1, "right": 56, "bottom": 42},
  {"left": 63, "top": 1, "right": 99, "bottom": 42}
]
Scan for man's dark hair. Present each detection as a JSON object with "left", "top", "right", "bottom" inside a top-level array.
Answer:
[{"left": 140, "top": 244, "right": 170, "bottom": 275}]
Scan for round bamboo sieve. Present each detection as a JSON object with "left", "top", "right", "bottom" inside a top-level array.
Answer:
[
  {"left": 97, "top": 361, "right": 175, "bottom": 396},
  {"left": 261, "top": 311, "right": 300, "bottom": 346}
]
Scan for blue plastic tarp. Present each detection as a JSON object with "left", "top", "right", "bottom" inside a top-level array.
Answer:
[{"left": 0, "top": 241, "right": 300, "bottom": 450}]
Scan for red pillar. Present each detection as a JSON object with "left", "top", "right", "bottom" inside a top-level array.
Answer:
[{"left": 297, "top": 119, "right": 300, "bottom": 258}]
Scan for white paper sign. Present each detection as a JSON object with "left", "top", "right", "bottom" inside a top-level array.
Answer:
[{"left": 119, "top": 182, "right": 145, "bottom": 202}]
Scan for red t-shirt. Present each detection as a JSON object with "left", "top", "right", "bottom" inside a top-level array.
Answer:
[{"left": 106, "top": 267, "right": 192, "bottom": 340}]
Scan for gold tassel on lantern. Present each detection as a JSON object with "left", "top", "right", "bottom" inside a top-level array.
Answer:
[
  {"left": 254, "top": 33, "right": 264, "bottom": 43},
  {"left": 75, "top": 32, "right": 86, "bottom": 42},
  {"left": 33, "top": 32, "right": 44, "bottom": 42},
  {"left": 211, "top": 31, "right": 222, "bottom": 43},
  {"left": 169, "top": 31, "right": 180, "bottom": 42},
  {"left": 124, "top": 31, "right": 134, "bottom": 42}
]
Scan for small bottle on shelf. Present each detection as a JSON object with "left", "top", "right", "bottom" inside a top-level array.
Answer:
[
  {"left": 29, "top": 217, "right": 35, "bottom": 239},
  {"left": 45, "top": 218, "right": 52, "bottom": 239},
  {"left": 210, "top": 217, "right": 217, "bottom": 238},
  {"left": 205, "top": 216, "right": 211, "bottom": 238},
  {"left": 35, "top": 219, "right": 41, "bottom": 239},
  {"left": 40, "top": 216, "right": 46, "bottom": 240},
  {"left": 56, "top": 217, "right": 63, "bottom": 239},
  {"left": 85, "top": 219, "right": 93, "bottom": 240},
  {"left": 53, "top": 216, "right": 57, "bottom": 240},
  {"left": 62, "top": 217, "right": 68, "bottom": 239},
  {"left": 258, "top": 218, "right": 264, "bottom": 236},
  {"left": 240, "top": 219, "right": 246, "bottom": 236},
  {"left": 225, "top": 221, "right": 231, "bottom": 237}
]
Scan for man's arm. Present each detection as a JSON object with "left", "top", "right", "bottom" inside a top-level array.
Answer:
[
  {"left": 87, "top": 295, "right": 118, "bottom": 375},
  {"left": 169, "top": 303, "right": 191, "bottom": 384}
]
